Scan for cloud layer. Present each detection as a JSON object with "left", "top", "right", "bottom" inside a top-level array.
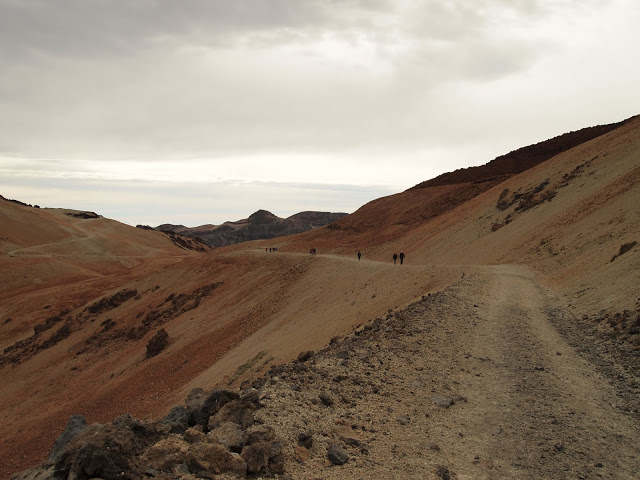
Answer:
[{"left": 0, "top": 0, "right": 637, "bottom": 225}]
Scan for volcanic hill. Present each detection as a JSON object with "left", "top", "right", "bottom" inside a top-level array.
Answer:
[
  {"left": 1, "top": 115, "right": 639, "bottom": 479},
  {"left": 151, "top": 210, "right": 347, "bottom": 248}
]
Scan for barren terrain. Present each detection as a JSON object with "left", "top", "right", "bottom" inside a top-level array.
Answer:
[
  {"left": 1, "top": 116, "right": 639, "bottom": 479},
  {"left": 257, "top": 262, "right": 640, "bottom": 479}
]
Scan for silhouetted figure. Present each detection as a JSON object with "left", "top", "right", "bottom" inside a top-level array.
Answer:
[
  {"left": 399, "top": 251, "right": 405, "bottom": 265},
  {"left": 357, "top": 251, "right": 362, "bottom": 261},
  {"left": 393, "top": 253, "right": 398, "bottom": 264}
]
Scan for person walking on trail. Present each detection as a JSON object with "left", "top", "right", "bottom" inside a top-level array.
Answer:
[
  {"left": 399, "top": 251, "right": 405, "bottom": 265},
  {"left": 357, "top": 251, "right": 362, "bottom": 261},
  {"left": 393, "top": 253, "right": 398, "bottom": 264}
]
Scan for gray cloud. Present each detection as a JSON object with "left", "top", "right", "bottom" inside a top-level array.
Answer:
[
  {"left": 0, "top": 0, "right": 395, "bottom": 59},
  {"left": 0, "top": 0, "right": 632, "bottom": 164}
]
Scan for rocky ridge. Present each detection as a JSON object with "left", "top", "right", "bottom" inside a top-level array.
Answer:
[{"left": 149, "top": 210, "right": 347, "bottom": 248}]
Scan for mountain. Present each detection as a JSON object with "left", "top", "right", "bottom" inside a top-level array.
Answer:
[
  {"left": 149, "top": 210, "right": 347, "bottom": 247},
  {"left": 2, "top": 115, "right": 639, "bottom": 479}
]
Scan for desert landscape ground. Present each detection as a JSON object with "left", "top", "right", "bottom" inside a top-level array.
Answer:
[{"left": 1, "top": 116, "right": 639, "bottom": 479}]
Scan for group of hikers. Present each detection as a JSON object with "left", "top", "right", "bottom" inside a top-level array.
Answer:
[
  {"left": 393, "top": 251, "right": 405, "bottom": 264},
  {"left": 356, "top": 250, "right": 405, "bottom": 264},
  {"left": 266, "top": 246, "right": 404, "bottom": 264}
]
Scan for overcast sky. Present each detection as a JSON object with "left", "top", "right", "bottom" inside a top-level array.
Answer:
[{"left": 0, "top": 0, "right": 638, "bottom": 227}]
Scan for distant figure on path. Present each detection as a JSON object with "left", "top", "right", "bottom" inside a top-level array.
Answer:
[
  {"left": 393, "top": 253, "right": 398, "bottom": 264},
  {"left": 357, "top": 251, "right": 362, "bottom": 261},
  {"left": 399, "top": 251, "right": 405, "bottom": 265}
]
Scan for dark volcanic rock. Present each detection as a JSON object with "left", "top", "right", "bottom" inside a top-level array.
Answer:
[
  {"left": 65, "top": 211, "right": 100, "bottom": 219},
  {"left": 297, "top": 431, "right": 313, "bottom": 449},
  {"left": 160, "top": 405, "right": 188, "bottom": 434},
  {"left": 319, "top": 392, "right": 334, "bottom": 406},
  {"left": 186, "top": 388, "right": 239, "bottom": 428},
  {"left": 48, "top": 414, "right": 88, "bottom": 462},
  {"left": 208, "top": 398, "right": 256, "bottom": 431},
  {"left": 327, "top": 444, "right": 349, "bottom": 465},
  {"left": 297, "top": 350, "right": 314, "bottom": 362},
  {"left": 54, "top": 424, "right": 141, "bottom": 480},
  {"left": 145, "top": 328, "right": 169, "bottom": 358},
  {"left": 611, "top": 241, "right": 637, "bottom": 262}
]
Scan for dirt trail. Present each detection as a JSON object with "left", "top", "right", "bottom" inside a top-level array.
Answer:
[
  {"left": 432, "top": 265, "right": 640, "bottom": 479},
  {"left": 256, "top": 263, "right": 640, "bottom": 479}
]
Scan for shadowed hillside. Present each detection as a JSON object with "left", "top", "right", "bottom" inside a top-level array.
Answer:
[{"left": 1, "top": 115, "right": 639, "bottom": 479}]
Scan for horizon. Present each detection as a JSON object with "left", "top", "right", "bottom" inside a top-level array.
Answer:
[{"left": 1, "top": 1, "right": 638, "bottom": 226}]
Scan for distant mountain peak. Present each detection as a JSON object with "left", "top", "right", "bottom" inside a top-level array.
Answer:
[{"left": 248, "top": 210, "right": 279, "bottom": 224}]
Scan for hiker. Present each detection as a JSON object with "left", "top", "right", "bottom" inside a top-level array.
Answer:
[
  {"left": 399, "top": 251, "right": 405, "bottom": 265},
  {"left": 393, "top": 253, "right": 398, "bottom": 264},
  {"left": 357, "top": 251, "right": 362, "bottom": 261}
]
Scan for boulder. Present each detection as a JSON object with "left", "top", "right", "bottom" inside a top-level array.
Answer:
[
  {"left": 48, "top": 414, "right": 88, "bottom": 462},
  {"left": 208, "top": 422, "right": 245, "bottom": 452},
  {"left": 208, "top": 399, "right": 255, "bottom": 431},
  {"left": 241, "top": 441, "right": 269, "bottom": 474},
  {"left": 245, "top": 425, "right": 275, "bottom": 445},
  {"left": 186, "top": 388, "right": 239, "bottom": 427},
  {"left": 187, "top": 442, "right": 247, "bottom": 477},
  {"left": 54, "top": 424, "right": 141, "bottom": 480},
  {"left": 184, "top": 427, "right": 207, "bottom": 444},
  {"left": 140, "top": 437, "right": 190, "bottom": 472},
  {"left": 297, "top": 350, "right": 314, "bottom": 362},
  {"left": 160, "top": 405, "right": 188, "bottom": 435}
]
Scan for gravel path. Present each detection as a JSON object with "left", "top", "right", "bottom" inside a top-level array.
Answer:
[{"left": 255, "top": 265, "right": 640, "bottom": 479}]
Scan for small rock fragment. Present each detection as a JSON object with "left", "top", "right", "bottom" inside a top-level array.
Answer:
[
  {"left": 430, "top": 395, "right": 454, "bottom": 408},
  {"left": 327, "top": 444, "right": 349, "bottom": 465},
  {"left": 319, "top": 392, "right": 334, "bottom": 406}
]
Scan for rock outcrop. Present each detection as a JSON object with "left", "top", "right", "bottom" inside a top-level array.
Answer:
[{"left": 14, "top": 388, "right": 284, "bottom": 480}]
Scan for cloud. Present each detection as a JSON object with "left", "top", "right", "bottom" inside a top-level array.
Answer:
[
  {"left": 0, "top": 0, "right": 634, "bottom": 169},
  {"left": 0, "top": 171, "right": 398, "bottom": 227}
]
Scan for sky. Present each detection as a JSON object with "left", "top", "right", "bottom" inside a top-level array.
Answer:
[{"left": 0, "top": 0, "right": 638, "bottom": 227}]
